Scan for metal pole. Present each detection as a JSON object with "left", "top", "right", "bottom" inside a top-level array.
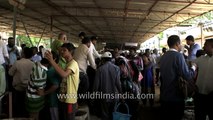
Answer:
[
  {"left": 50, "top": 16, "right": 53, "bottom": 48},
  {"left": 158, "top": 38, "right": 160, "bottom": 50},
  {"left": 200, "top": 24, "right": 204, "bottom": 47},
  {"left": 37, "top": 24, "right": 47, "bottom": 47},
  {"left": 9, "top": 92, "right": 12, "bottom": 118},
  {"left": 20, "top": 15, "right": 34, "bottom": 46},
  {"left": 13, "top": 6, "right": 17, "bottom": 41}
]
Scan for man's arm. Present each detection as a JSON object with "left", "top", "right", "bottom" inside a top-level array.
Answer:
[
  {"left": 87, "top": 50, "right": 96, "bottom": 70},
  {"left": 8, "top": 63, "right": 17, "bottom": 76},
  {"left": 93, "top": 47, "right": 101, "bottom": 58},
  {"left": 2, "top": 43, "right": 9, "bottom": 62},
  {"left": 178, "top": 54, "right": 195, "bottom": 80}
]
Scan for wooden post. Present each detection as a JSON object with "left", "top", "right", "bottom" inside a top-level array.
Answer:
[{"left": 9, "top": 92, "right": 12, "bottom": 118}]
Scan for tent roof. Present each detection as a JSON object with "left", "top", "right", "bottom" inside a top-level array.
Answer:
[{"left": 0, "top": 0, "right": 213, "bottom": 43}]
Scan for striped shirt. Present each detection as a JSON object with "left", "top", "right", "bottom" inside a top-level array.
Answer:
[{"left": 26, "top": 62, "right": 48, "bottom": 112}]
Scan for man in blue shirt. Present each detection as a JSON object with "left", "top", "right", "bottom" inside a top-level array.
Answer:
[
  {"left": 160, "top": 35, "right": 196, "bottom": 120},
  {"left": 185, "top": 35, "right": 201, "bottom": 61},
  {"left": 93, "top": 52, "right": 121, "bottom": 120}
]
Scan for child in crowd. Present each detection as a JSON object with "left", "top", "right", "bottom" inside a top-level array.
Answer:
[
  {"left": 37, "top": 51, "right": 61, "bottom": 120},
  {"left": 45, "top": 43, "right": 79, "bottom": 120}
]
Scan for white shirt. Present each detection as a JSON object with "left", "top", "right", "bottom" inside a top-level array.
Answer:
[
  {"left": 89, "top": 42, "right": 101, "bottom": 59},
  {"left": 74, "top": 44, "right": 96, "bottom": 73},
  {"left": 194, "top": 55, "right": 213, "bottom": 95},
  {"left": 0, "top": 40, "right": 9, "bottom": 64},
  {"left": 151, "top": 53, "right": 160, "bottom": 68}
]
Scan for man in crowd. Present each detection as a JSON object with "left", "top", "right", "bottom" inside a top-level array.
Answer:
[
  {"left": 93, "top": 52, "right": 121, "bottom": 120},
  {"left": 160, "top": 35, "right": 196, "bottom": 120},
  {"left": 51, "top": 33, "right": 67, "bottom": 55},
  {"left": 193, "top": 38, "right": 213, "bottom": 120},
  {"left": 185, "top": 35, "right": 201, "bottom": 61}
]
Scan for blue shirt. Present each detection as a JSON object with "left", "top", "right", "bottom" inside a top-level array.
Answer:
[
  {"left": 93, "top": 61, "right": 121, "bottom": 102},
  {"left": 7, "top": 45, "right": 19, "bottom": 65},
  {"left": 188, "top": 43, "right": 201, "bottom": 61},
  {"left": 160, "top": 49, "right": 195, "bottom": 102}
]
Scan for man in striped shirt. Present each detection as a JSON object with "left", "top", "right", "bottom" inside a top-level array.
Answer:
[{"left": 25, "top": 58, "right": 50, "bottom": 120}]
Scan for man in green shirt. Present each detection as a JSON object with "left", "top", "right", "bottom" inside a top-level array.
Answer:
[
  {"left": 51, "top": 33, "right": 67, "bottom": 55},
  {"left": 51, "top": 33, "right": 67, "bottom": 69}
]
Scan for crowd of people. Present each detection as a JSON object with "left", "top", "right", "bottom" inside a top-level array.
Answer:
[{"left": 0, "top": 33, "right": 212, "bottom": 120}]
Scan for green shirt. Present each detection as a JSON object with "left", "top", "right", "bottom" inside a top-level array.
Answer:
[
  {"left": 0, "top": 65, "right": 6, "bottom": 99},
  {"left": 46, "top": 67, "right": 61, "bottom": 107},
  {"left": 58, "top": 57, "right": 67, "bottom": 70},
  {"left": 51, "top": 40, "right": 63, "bottom": 55}
]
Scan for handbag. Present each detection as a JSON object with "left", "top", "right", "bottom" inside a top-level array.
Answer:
[
  {"left": 178, "top": 76, "right": 197, "bottom": 99},
  {"left": 121, "top": 76, "right": 133, "bottom": 93},
  {"left": 113, "top": 102, "right": 131, "bottom": 120}
]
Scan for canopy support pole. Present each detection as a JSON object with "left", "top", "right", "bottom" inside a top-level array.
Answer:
[
  {"left": 20, "top": 15, "right": 33, "bottom": 46},
  {"left": 37, "top": 24, "right": 47, "bottom": 47},
  {"left": 13, "top": 6, "right": 17, "bottom": 42},
  {"left": 50, "top": 16, "right": 53, "bottom": 48}
]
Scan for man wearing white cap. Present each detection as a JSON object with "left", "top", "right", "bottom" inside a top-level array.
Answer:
[{"left": 93, "top": 52, "right": 121, "bottom": 120}]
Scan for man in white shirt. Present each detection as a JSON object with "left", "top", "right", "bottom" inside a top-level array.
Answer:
[
  {"left": 0, "top": 37, "right": 9, "bottom": 92},
  {"left": 151, "top": 49, "right": 160, "bottom": 85},
  {"left": 74, "top": 37, "right": 96, "bottom": 73},
  {"left": 90, "top": 36, "right": 101, "bottom": 59},
  {"left": 0, "top": 37, "right": 9, "bottom": 68},
  {"left": 74, "top": 37, "right": 96, "bottom": 105},
  {"left": 193, "top": 38, "right": 213, "bottom": 120}
]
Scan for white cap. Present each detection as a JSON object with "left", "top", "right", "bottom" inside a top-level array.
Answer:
[{"left": 101, "top": 52, "right": 112, "bottom": 58}]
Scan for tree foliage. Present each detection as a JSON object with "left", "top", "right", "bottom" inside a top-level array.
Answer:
[{"left": 16, "top": 35, "right": 50, "bottom": 48}]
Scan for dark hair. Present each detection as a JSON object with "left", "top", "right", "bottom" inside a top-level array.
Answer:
[
  {"left": 81, "top": 37, "right": 91, "bottom": 44},
  {"left": 145, "top": 49, "right": 150, "bottom": 53},
  {"left": 21, "top": 44, "right": 26, "bottom": 49},
  {"left": 196, "top": 49, "right": 205, "bottom": 57},
  {"left": 23, "top": 47, "right": 33, "bottom": 59},
  {"left": 79, "top": 32, "right": 86, "bottom": 37},
  {"left": 162, "top": 47, "right": 167, "bottom": 53},
  {"left": 116, "top": 57, "right": 126, "bottom": 66},
  {"left": 39, "top": 45, "right": 44, "bottom": 48},
  {"left": 31, "top": 46, "right": 38, "bottom": 53},
  {"left": 167, "top": 35, "right": 180, "bottom": 48},
  {"left": 129, "top": 47, "right": 136, "bottom": 52},
  {"left": 51, "top": 51, "right": 59, "bottom": 63},
  {"left": 61, "top": 43, "right": 75, "bottom": 55},
  {"left": 40, "top": 58, "right": 50, "bottom": 65},
  {"left": 102, "top": 57, "right": 112, "bottom": 62},
  {"left": 205, "top": 38, "right": 213, "bottom": 44},
  {"left": 91, "top": 36, "right": 98, "bottom": 41},
  {"left": 8, "top": 37, "right": 14, "bottom": 40},
  {"left": 185, "top": 35, "right": 194, "bottom": 42}
]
